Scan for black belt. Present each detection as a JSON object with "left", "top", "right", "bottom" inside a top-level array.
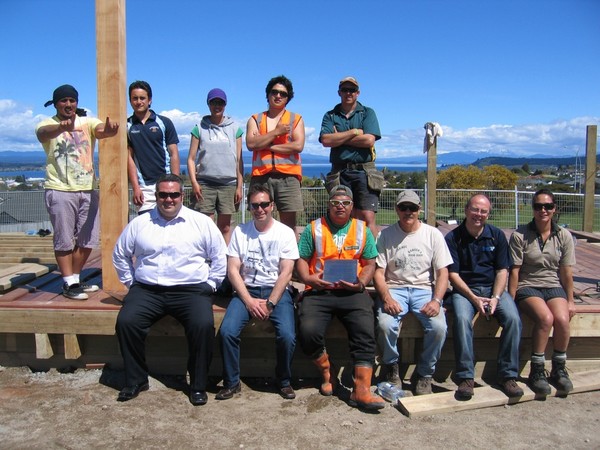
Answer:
[{"left": 333, "top": 161, "right": 375, "bottom": 171}]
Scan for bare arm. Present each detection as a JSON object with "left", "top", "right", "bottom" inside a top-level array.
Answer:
[
  {"left": 235, "top": 136, "right": 243, "bottom": 204},
  {"left": 559, "top": 265, "right": 576, "bottom": 319},
  {"left": 168, "top": 143, "right": 180, "bottom": 175},
  {"left": 227, "top": 255, "right": 268, "bottom": 320},
  {"left": 508, "top": 265, "right": 520, "bottom": 299},
  {"left": 320, "top": 128, "right": 375, "bottom": 149},
  {"left": 36, "top": 122, "right": 71, "bottom": 142},
  {"left": 94, "top": 117, "right": 119, "bottom": 139},
  {"left": 337, "top": 257, "right": 375, "bottom": 292},
  {"left": 295, "top": 257, "right": 334, "bottom": 291},
  {"left": 269, "top": 117, "right": 305, "bottom": 155},
  {"left": 268, "top": 259, "right": 295, "bottom": 306},
  {"left": 127, "top": 146, "right": 144, "bottom": 207},
  {"left": 246, "top": 116, "right": 304, "bottom": 152},
  {"left": 187, "top": 136, "right": 202, "bottom": 202},
  {"left": 420, "top": 266, "right": 449, "bottom": 317},
  {"left": 373, "top": 266, "right": 402, "bottom": 315}
]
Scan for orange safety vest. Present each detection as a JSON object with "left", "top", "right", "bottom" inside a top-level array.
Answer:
[
  {"left": 307, "top": 217, "right": 367, "bottom": 287},
  {"left": 251, "top": 110, "right": 302, "bottom": 180}
]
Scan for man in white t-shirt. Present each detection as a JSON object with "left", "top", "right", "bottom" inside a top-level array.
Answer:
[
  {"left": 373, "top": 190, "right": 453, "bottom": 395},
  {"left": 217, "top": 185, "right": 299, "bottom": 400}
]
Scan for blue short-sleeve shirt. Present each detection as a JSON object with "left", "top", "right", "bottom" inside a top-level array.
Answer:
[{"left": 445, "top": 221, "right": 512, "bottom": 287}]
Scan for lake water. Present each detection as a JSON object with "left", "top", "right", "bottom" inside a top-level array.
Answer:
[{"left": 0, "top": 163, "right": 427, "bottom": 181}]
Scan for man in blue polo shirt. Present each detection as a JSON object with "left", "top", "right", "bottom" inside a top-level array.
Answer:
[
  {"left": 445, "top": 194, "right": 524, "bottom": 400},
  {"left": 319, "top": 76, "right": 382, "bottom": 238},
  {"left": 127, "top": 80, "right": 180, "bottom": 213}
]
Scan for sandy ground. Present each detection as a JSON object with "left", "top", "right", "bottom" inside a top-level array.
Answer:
[{"left": 0, "top": 365, "right": 599, "bottom": 449}]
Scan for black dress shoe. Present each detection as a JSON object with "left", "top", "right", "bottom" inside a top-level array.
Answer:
[
  {"left": 215, "top": 382, "right": 241, "bottom": 400},
  {"left": 117, "top": 382, "right": 149, "bottom": 402},
  {"left": 189, "top": 390, "right": 208, "bottom": 406},
  {"left": 279, "top": 385, "right": 296, "bottom": 399}
]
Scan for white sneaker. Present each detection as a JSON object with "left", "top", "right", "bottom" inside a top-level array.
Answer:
[
  {"left": 62, "top": 283, "right": 88, "bottom": 300},
  {"left": 80, "top": 282, "right": 99, "bottom": 293}
]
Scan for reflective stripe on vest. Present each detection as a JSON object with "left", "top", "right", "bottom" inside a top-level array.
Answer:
[
  {"left": 251, "top": 110, "right": 302, "bottom": 180},
  {"left": 310, "top": 217, "right": 366, "bottom": 274}
]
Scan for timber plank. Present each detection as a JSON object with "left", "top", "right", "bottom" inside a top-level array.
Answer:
[
  {"left": 34, "top": 333, "right": 53, "bottom": 359},
  {"left": 397, "top": 370, "right": 600, "bottom": 418},
  {"left": 64, "top": 334, "right": 82, "bottom": 359},
  {"left": 0, "top": 263, "right": 56, "bottom": 293}
]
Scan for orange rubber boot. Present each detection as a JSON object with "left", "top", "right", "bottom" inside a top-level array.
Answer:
[
  {"left": 312, "top": 352, "right": 336, "bottom": 396},
  {"left": 349, "top": 366, "right": 386, "bottom": 410}
]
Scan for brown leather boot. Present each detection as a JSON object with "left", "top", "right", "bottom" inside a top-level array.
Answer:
[
  {"left": 312, "top": 352, "right": 337, "bottom": 396},
  {"left": 349, "top": 365, "right": 386, "bottom": 410}
]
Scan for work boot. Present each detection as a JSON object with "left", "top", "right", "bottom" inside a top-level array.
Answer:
[
  {"left": 312, "top": 352, "right": 337, "bottom": 396},
  {"left": 349, "top": 366, "right": 386, "bottom": 410},
  {"left": 549, "top": 360, "right": 573, "bottom": 393},
  {"left": 385, "top": 363, "right": 401, "bottom": 385},
  {"left": 456, "top": 378, "right": 474, "bottom": 400},
  {"left": 528, "top": 362, "right": 551, "bottom": 395}
]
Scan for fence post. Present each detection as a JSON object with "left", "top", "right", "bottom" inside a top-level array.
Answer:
[
  {"left": 241, "top": 182, "right": 247, "bottom": 224},
  {"left": 583, "top": 125, "right": 597, "bottom": 232},
  {"left": 514, "top": 185, "right": 518, "bottom": 229}
]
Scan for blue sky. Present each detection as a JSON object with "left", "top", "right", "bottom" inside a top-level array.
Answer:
[{"left": 1, "top": 0, "right": 598, "bottom": 161}]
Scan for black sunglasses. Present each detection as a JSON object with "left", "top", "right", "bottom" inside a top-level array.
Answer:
[
  {"left": 397, "top": 203, "right": 419, "bottom": 212},
  {"left": 340, "top": 87, "right": 358, "bottom": 94},
  {"left": 157, "top": 191, "right": 182, "bottom": 199},
  {"left": 533, "top": 202, "right": 555, "bottom": 211},
  {"left": 250, "top": 201, "right": 272, "bottom": 210},
  {"left": 270, "top": 89, "right": 288, "bottom": 98}
]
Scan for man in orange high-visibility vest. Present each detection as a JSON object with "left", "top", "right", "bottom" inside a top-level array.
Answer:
[
  {"left": 296, "top": 185, "right": 385, "bottom": 411},
  {"left": 246, "top": 75, "right": 305, "bottom": 235}
]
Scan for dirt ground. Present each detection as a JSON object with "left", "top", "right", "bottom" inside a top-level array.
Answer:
[{"left": 0, "top": 365, "right": 599, "bottom": 450}]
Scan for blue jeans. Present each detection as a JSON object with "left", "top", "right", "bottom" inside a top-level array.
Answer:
[
  {"left": 448, "top": 287, "right": 522, "bottom": 380},
  {"left": 376, "top": 287, "right": 447, "bottom": 378},
  {"left": 219, "top": 286, "right": 296, "bottom": 388}
]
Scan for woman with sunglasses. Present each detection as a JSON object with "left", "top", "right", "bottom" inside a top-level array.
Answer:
[{"left": 508, "top": 188, "right": 576, "bottom": 395}]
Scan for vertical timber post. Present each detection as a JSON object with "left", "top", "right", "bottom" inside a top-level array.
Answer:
[
  {"left": 96, "top": 0, "right": 128, "bottom": 293},
  {"left": 583, "top": 125, "right": 597, "bottom": 232},
  {"left": 424, "top": 122, "right": 439, "bottom": 225}
]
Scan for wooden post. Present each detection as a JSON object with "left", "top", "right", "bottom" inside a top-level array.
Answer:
[
  {"left": 583, "top": 125, "right": 598, "bottom": 232},
  {"left": 424, "top": 123, "right": 439, "bottom": 225},
  {"left": 96, "top": 0, "right": 128, "bottom": 294}
]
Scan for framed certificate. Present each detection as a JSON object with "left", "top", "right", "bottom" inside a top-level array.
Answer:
[{"left": 322, "top": 259, "right": 358, "bottom": 283}]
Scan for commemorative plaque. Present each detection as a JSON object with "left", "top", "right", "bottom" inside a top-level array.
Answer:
[{"left": 322, "top": 259, "right": 358, "bottom": 283}]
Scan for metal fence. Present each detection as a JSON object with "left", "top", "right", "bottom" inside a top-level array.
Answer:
[{"left": 1, "top": 187, "right": 599, "bottom": 233}]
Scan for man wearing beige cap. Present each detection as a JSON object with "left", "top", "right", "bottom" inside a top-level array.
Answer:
[
  {"left": 373, "top": 190, "right": 452, "bottom": 395},
  {"left": 319, "top": 77, "right": 382, "bottom": 238}
]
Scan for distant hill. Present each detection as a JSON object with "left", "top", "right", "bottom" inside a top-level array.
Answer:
[
  {"left": 0, "top": 151, "right": 46, "bottom": 166},
  {"left": 1, "top": 150, "right": 596, "bottom": 170},
  {"left": 470, "top": 155, "right": 599, "bottom": 168}
]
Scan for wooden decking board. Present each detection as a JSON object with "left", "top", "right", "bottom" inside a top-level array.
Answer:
[
  {"left": 397, "top": 370, "right": 600, "bottom": 417},
  {"left": 0, "top": 263, "right": 57, "bottom": 293}
]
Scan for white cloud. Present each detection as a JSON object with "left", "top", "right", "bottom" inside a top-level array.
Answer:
[{"left": 1, "top": 98, "right": 598, "bottom": 162}]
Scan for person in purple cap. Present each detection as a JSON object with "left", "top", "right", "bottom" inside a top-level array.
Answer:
[
  {"left": 35, "top": 84, "right": 119, "bottom": 300},
  {"left": 187, "top": 88, "right": 244, "bottom": 244},
  {"left": 127, "top": 80, "right": 180, "bottom": 214}
]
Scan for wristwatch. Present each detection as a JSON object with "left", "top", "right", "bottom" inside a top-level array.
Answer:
[
  {"left": 266, "top": 300, "right": 275, "bottom": 310},
  {"left": 432, "top": 297, "right": 443, "bottom": 306},
  {"left": 493, "top": 294, "right": 501, "bottom": 301}
]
